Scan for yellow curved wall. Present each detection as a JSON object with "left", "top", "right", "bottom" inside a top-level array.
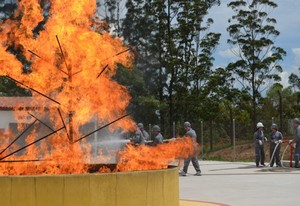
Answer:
[{"left": 0, "top": 167, "right": 179, "bottom": 206}]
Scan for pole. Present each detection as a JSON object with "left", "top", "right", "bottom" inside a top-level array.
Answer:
[
  {"left": 201, "top": 121, "right": 204, "bottom": 160},
  {"left": 172, "top": 121, "right": 175, "bottom": 138},
  {"left": 94, "top": 115, "right": 98, "bottom": 156},
  {"left": 233, "top": 119, "right": 236, "bottom": 161},
  {"left": 149, "top": 124, "right": 152, "bottom": 141}
]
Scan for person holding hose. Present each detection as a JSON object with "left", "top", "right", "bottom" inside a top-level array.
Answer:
[
  {"left": 152, "top": 125, "right": 164, "bottom": 146},
  {"left": 269, "top": 123, "right": 283, "bottom": 167},
  {"left": 179, "top": 121, "right": 201, "bottom": 176},
  {"left": 290, "top": 118, "right": 300, "bottom": 168},
  {"left": 254, "top": 122, "right": 267, "bottom": 167}
]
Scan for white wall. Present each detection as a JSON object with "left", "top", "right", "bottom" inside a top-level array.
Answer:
[
  {"left": 0, "top": 110, "right": 32, "bottom": 134},
  {"left": 0, "top": 111, "right": 15, "bottom": 133}
]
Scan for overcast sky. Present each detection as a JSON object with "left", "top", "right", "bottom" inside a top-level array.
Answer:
[{"left": 209, "top": 0, "right": 300, "bottom": 88}]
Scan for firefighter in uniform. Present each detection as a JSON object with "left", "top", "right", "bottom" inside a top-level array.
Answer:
[
  {"left": 152, "top": 125, "right": 164, "bottom": 146},
  {"left": 179, "top": 121, "right": 201, "bottom": 176},
  {"left": 269, "top": 123, "right": 283, "bottom": 167},
  {"left": 254, "top": 122, "right": 267, "bottom": 167},
  {"left": 290, "top": 118, "right": 300, "bottom": 168}
]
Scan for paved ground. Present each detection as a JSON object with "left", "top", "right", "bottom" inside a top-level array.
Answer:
[{"left": 179, "top": 161, "right": 300, "bottom": 206}]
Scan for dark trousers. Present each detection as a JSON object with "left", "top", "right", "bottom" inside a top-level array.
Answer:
[
  {"left": 183, "top": 157, "right": 201, "bottom": 173},
  {"left": 270, "top": 144, "right": 281, "bottom": 167},
  {"left": 255, "top": 145, "right": 265, "bottom": 166},
  {"left": 294, "top": 142, "right": 300, "bottom": 167}
]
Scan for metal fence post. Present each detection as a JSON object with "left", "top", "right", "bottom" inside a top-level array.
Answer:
[
  {"left": 201, "top": 121, "right": 204, "bottom": 160},
  {"left": 173, "top": 121, "right": 175, "bottom": 138},
  {"left": 233, "top": 119, "right": 236, "bottom": 161}
]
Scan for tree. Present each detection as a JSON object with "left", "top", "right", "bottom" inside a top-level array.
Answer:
[
  {"left": 121, "top": 0, "right": 222, "bottom": 136},
  {"left": 227, "top": 0, "right": 286, "bottom": 130},
  {"left": 289, "top": 69, "right": 300, "bottom": 91}
]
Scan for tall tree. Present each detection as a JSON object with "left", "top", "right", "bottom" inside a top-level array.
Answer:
[
  {"left": 227, "top": 0, "right": 286, "bottom": 130},
  {"left": 122, "top": 0, "right": 221, "bottom": 136}
]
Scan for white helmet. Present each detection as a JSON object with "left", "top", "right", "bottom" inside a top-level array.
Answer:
[{"left": 256, "top": 122, "right": 264, "bottom": 128}]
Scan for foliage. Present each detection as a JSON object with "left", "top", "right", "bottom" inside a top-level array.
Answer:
[{"left": 227, "top": 0, "right": 286, "bottom": 129}]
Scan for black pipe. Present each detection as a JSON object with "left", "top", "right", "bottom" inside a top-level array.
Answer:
[
  {"left": 0, "top": 119, "right": 38, "bottom": 155},
  {"left": 28, "top": 112, "right": 54, "bottom": 131},
  {"left": 0, "top": 127, "right": 64, "bottom": 161},
  {"left": 28, "top": 49, "right": 68, "bottom": 75},
  {"left": 5, "top": 76, "right": 61, "bottom": 105},
  {"left": 57, "top": 108, "right": 70, "bottom": 140},
  {"left": 73, "top": 113, "right": 131, "bottom": 143},
  {"left": 96, "top": 64, "right": 108, "bottom": 79}
]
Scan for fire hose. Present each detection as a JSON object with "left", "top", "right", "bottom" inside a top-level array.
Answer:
[
  {"left": 280, "top": 144, "right": 290, "bottom": 168},
  {"left": 267, "top": 141, "right": 281, "bottom": 167},
  {"left": 280, "top": 141, "right": 295, "bottom": 168}
]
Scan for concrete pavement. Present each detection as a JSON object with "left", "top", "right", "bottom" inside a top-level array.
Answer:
[{"left": 179, "top": 161, "right": 300, "bottom": 206}]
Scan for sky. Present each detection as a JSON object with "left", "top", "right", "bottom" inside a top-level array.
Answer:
[{"left": 208, "top": 0, "right": 300, "bottom": 88}]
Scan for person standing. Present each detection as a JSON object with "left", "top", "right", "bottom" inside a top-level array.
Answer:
[
  {"left": 138, "top": 123, "right": 150, "bottom": 141},
  {"left": 254, "top": 122, "right": 267, "bottom": 167},
  {"left": 131, "top": 124, "right": 145, "bottom": 145},
  {"left": 289, "top": 118, "right": 300, "bottom": 168},
  {"left": 179, "top": 121, "right": 201, "bottom": 176},
  {"left": 152, "top": 125, "right": 164, "bottom": 146},
  {"left": 269, "top": 123, "right": 283, "bottom": 167}
]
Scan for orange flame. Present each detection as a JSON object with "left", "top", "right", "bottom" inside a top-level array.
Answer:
[
  {"left": 117, "top": 138, "right": 197, "bottom": 172},
  {"left": 0, "top": 1, "right": 197, "bottom": 175},
  {"left": 0, "top": 0, "right": 135, "bottom": 175}
]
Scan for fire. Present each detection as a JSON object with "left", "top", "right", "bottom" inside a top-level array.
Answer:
[
  {"left": 0, "top": 0, "right": 196, "bottom": 175},
  {"left": 117, "top": 138, "right": 197, "bottom": 172}
]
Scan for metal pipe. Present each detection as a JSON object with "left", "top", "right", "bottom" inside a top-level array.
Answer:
[
  {"left": 27, "top": 49, "right": 68, "bottom": 75},
  {"left": 0, "top": 159, "right": 46, "bottom": 163},
  {"left": 0, "top": 119, "right": 38, "bottom": 155},
  {"left": 73, "top": 113, "right": 131, "bottom": 143},
  {"left": 5, "top": 75, "right": 61, "bottom": 105},
  {"left": 56, "top": 35, "right": 74, "bottom": 143},
  {"left": 28, "top": 112, "right": 54, "bottom": 131},
  {"left": 233, "top": 119, "right": 236, "bottom": 161},
  {"left": 57, "top": 108, "right": 70, "bottom": 140},
  {"left": 0, "top": 127, "right": 64, "bottom": 161},
  {"left": 201, "top": 121, "right": 203, "bottom": 160},
  {"left": 96, "top": 64, "right": 108, "bottom": 79},
  {"left": 55, "top": 35, "right": 69, "bottom": 73}
]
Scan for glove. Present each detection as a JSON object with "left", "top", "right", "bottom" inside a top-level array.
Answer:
[
  {"left": 278, "top": 140, "right": 282, "bottom": 144},
  {"left": 264, "top": 137, "right": 268, "bottom": 142},
  {"left": 258, "top": 140, "right": 263, "bottom": 146},
  {"left": 289, "top": 140, "right": 293, "bottom": 144}
]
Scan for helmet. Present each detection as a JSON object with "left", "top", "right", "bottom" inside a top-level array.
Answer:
[
  {"left": 137, "top": 123, "right": 144, "bottom": 129},
  {"left": 271, "top": 123, "right": 278, "bottom": 130},
  {"left": 256, "top": 122, "right": 264, "bottom": 128},
  {"left": 184, "top": 121, "right": 191, "bottom": 128},
  {"left": 293, "top": 118, "right": 300, "bottom": 124},
  {"left": 152, "top": 125, "right": 160, "bottom": 132}
]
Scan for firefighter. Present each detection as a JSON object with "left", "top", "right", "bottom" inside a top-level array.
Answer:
[
  {"left": 131, "top": 124, "right": 145, "bottom": 145},
  {"left": 290, "top": 118, "right": 300, "bottom": 168},
  {"left": 254, "top": 122, "right": 267, "bottom": 167},
  {"left": 179, "top": 121, "right": 201, "bottom": 176},
  {"left": 269, "top": 123, "right": 283, "bottom": 167},
  {"left": 152, "top": 125, "right": 164, "bottom": 146},
  {"left": 137, "top": 123, "right": 150, "bottom": 141}
]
